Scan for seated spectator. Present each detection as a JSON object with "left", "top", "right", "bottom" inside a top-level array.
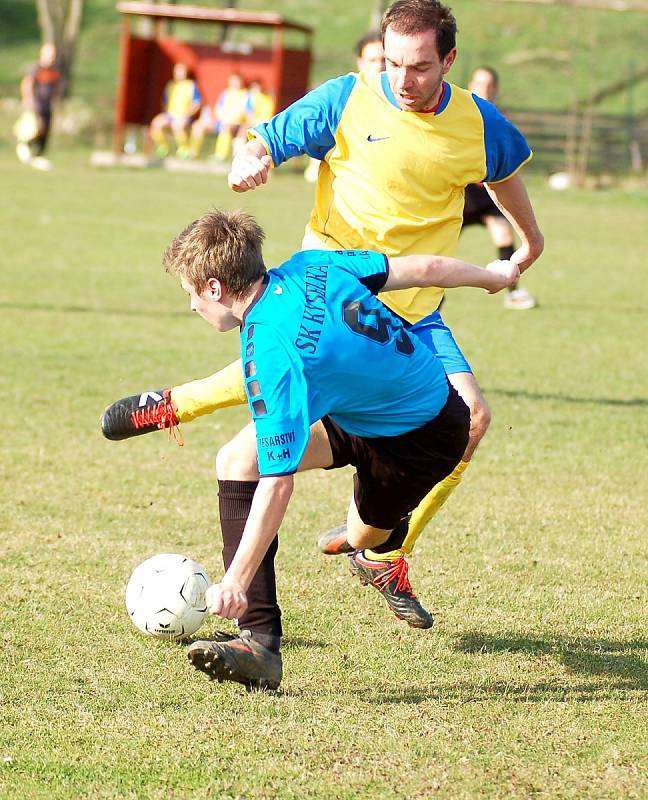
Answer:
[
  {"left": 150, "top": 63, "right": 201, "bottom": 159},
  {"left": 245, "top": 79, "right": 275, "bottom": 126},
  {"left": 190, "top": 73, "right": 249, "bottom": 162},
  {"left": 234, "top": 79, "right": 275, "bottom": 156}
]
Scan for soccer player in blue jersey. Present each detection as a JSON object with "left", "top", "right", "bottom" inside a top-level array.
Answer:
[
  {"left": 159, "top": 208, "right": 519, "bottom": 689},
  {"left": 102, "top": 0, "right": 543, "bottom": 669}
]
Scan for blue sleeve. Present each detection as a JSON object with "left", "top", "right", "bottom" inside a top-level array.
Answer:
[
  {"left": 253, "top": 74, "right": 357, "bottom": 165},
  {"left": 328, "top": 250, "right": 389, "bottom": 295},
  {"left": 192, "top": 84, "right": 201, "bottom": 104},
  {"left": 242, "top": 324, "right": 310, "bottom": 477},
  {"left": 473, "top": 95, "right": 532, "bottom": 183}
]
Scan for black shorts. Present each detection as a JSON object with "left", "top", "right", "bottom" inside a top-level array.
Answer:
[
  {"left": 322, "top": 386, "right": 470, "bottom": 529},
  {"left": 463, "top": 183, "right": 504, "bottom": 227}
]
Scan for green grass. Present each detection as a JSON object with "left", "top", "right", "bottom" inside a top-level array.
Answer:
[
  {"left": 1, "top": 151, "right": 647, "bottom": 799},
  {"left": 1, "top": 0, "right": 647, "bottom": 121}
]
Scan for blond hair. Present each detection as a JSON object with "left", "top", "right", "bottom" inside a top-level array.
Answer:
[{"left": 163, "top": 209, "right": 266, "bottom": 298}]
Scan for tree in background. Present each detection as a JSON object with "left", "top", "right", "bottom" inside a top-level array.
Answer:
[{"left": 36, "top": 0, "right": 84, "bottom": 97}]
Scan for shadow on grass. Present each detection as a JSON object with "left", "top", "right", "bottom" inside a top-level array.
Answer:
[
  {"left": 455, "top": 630, "right": 648, "bottom": 684},
  {"left": 345, "top": 631, "right": 648, "bottom": 705},
  {"left": 0, "top": 301, "right": 185, "bottom": 318},
  {"left": 486, "top": 387, "right": 648, "bottom": 408}
]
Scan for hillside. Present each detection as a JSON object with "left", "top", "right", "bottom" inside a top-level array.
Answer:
[{"left": 1, "top": 0, "right": 646, "bottom": 121}]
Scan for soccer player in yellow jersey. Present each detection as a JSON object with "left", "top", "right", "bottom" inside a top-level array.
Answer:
[
  {"left": 102, "top": 1, "right": 543, "bottom": 665},
  {"left": 150, "top": 63, "right": 201, "bottom": 159}
]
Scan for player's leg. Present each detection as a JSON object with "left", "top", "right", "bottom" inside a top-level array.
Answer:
[
  {"left": 320, "top": 314, "right": 486, "bottom": 559},
  {"left": 398, "top": 316, "right": 489, "bottom": 555},
  {"left": 150, "top": 113, "right": 171, "bottom": 158},
  {"left": 189, "top": 115, "right": 209, "bottom": 159},
  {"left": 342, "top": 395, "right": 469, "bottom": 628},
  {"left": 100, "top": 359, "right": 247, "bottom": 441},
  {"left": 171, "top": 117, "right": 190, "bottom": 158},
  {"left": 188, "top": 421, "right": 334, "bottom": 689},
  {"left": 214, "top": 122, "right": 235, "bottom": 161},
  {"left": 188, "top": 422, "right": 280, "bottom": 689}
]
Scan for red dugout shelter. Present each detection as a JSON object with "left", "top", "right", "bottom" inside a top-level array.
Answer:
[{"left": 114, "top": 2, "right": 313, "bottom": 152}]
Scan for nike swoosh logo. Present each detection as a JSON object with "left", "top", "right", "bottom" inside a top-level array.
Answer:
[{"left": 366, "top": 134, "right": 390, "bottom": 143}]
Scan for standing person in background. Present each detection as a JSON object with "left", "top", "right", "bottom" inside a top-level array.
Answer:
[
  {"left": 15, "top": 42, "right": 61, "bottom": 171},
  {"left": 463, "top": 66, "right": 538, "bottom": 310},
  {"left": 150, "top": 63, "right": 201, "bottom": 160},
  {"left": 304, "top": 31, "right": 385, "bottom": 182}
]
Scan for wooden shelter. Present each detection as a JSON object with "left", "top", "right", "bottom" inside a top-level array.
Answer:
[{"left": 114, "top": 1, "right": 313, "bottom": 152}]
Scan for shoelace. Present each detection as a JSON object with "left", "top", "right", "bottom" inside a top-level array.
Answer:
[
  {"left": 130, "top": 391, "right": 184, "bottom": 446},
  {"left": 371, "top": 557, "right": 415, "bottom": 597}
]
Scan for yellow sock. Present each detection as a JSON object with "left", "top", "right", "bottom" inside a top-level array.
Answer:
[
  {"left": 365, "top": 460, "right": 470, "bottom": 562},
  {"left": 363, "top": 546, "right": 404, "bottom": 562},
  {"left": 170, "top": 359, "right": 246, "bottom": 422},
  {"left": 214, "top": 130, "right": 233, "bottom": 161},
  {"left": 151, "top": 128, "right": 168, "bottom": 150}
]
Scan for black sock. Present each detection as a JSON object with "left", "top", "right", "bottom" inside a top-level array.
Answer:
[
  {"left": 218, "top": 479, "right": 283, "bottom": 639},
  {"left": 370, "top": 515, "right": 410, "bottom": 555}
]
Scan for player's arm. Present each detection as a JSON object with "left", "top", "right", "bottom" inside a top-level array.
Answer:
[
  {"left": 484, "top": 175, "right": 544, "bottom": 272},
  {"left": 474, "top": 96, "right": 544, "bottom": 272},
  {"left": 207, "top": 475, "right": 294, "bottom": 619},
  {"left": 20, "top": 73, "right": 35, "bottom": 109},
  {"left": 385, "top": 254, "right": 519, "bottom": 294},
  {"left": 228, "top": 74, "right": 356, "bottom": 193}
]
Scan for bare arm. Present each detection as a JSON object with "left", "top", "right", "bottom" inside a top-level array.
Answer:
[
  {"left": 206, "top": 474, "right": 294, "bottom": 619},
  {"left": 20, "top": 74, "right": 35, "bottom": 109},
  {"left": 385, "top": 254, "right": 519, "bottom": 294},
  {"left": 228, "top": 136, "right": 274, "bottom": 193},
  {"left": 485, "top": 174, "right": 544, "bottom": 272}
]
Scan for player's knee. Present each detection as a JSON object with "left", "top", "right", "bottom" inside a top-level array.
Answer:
[
  {"left": 215, "top": 437, "right": 259, "bottom": 481},
  {"left": 215, "top": 440, "right": 242, "bottom": 479}
]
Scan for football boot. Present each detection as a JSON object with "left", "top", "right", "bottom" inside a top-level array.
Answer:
[
  {"left": 187, "top": 630, "right": 282, "bottom": 691},
  {"left": 349, "top": 550, "right": 433, "bottom": 629}
]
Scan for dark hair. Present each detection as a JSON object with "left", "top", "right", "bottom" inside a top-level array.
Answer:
[
  {"left": 163, "top": 209, "right": 266, "bottom": 298},
  {"left": 473, "top": 65, "right": 499, "bottom": 87},
  {"left": 382, "top": 0, "right": 457, "bottom": 59},
  {"left": 355, "top": 30, "right": 382, "bottom": 58}
]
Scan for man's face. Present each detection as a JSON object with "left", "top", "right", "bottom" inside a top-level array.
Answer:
[
  {"left": 40, "top": 43, "right": 56, "bottom": 67},
  {"left": 469, "top": 69, "right": 498, "bottom": 102},
  {"left": 173, "top": 63, "right": 188, "bottom": 82},
  {"left": 180, "top": 277, "right": 237, "bottom": 332},
  {"left": 383, "top": 27, "right": 456, "bottom": 112},
  {"left": 358, "top": 40, "right": 385, "bottom": 73}
]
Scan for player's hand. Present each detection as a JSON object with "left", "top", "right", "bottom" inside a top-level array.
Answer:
[
  {"left": 206, "top": 579, "right": 248, "bottom": 620},
  {"left": 484, "top": 259, "right": 520, "bottom": 293},
  {"left": 228, "top": 153, "right": 273, "bottom": 193}
]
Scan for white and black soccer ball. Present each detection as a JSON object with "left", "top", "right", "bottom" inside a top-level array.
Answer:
[{"left": 125, "top": 553, "right": 210, "bottom": 640}]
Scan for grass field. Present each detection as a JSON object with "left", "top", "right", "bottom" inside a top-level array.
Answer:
[{"left": 1, "top": 150, "right": 647, "bottom": 799}]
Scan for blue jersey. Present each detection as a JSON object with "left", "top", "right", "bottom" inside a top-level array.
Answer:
[{"left": 241, "top": 250, "right": 450, "bottom": 477}]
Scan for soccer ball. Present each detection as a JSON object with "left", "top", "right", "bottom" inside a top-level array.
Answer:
[{"left": 125, "top": 553, "right": 210, "bottom": 640}]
